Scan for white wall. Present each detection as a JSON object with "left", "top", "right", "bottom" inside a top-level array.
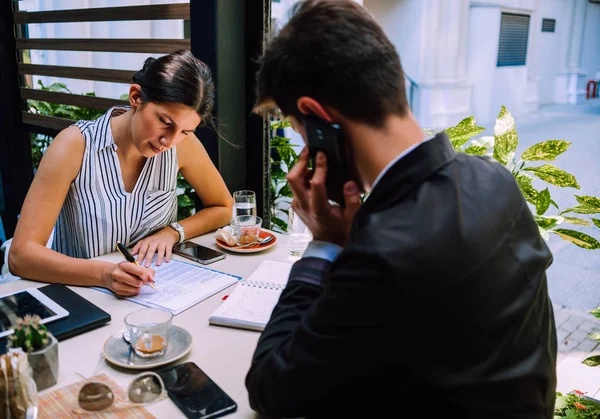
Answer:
[
  {"left": 536, "top": 0, "right": 563, "bottom": 104},
  {"left": 363, "top": 0, "right": 422, "bottom": 83},
  {"left": 467, "top": 6, "right": 501, "bottom": 124},
  {"left": 581, "top": 2, "right": 600, "bottom": 90}
]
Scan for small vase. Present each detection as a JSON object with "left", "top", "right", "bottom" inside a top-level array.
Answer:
[{"left": 27, "top": 335, "right": 59, "bottom": 392}]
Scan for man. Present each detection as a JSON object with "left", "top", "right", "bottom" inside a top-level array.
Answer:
[{"left": 246, "top": 1, "right": 557, "bottom": 418}]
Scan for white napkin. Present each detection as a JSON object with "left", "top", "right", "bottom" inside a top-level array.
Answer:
[{"left": 216, "top": 225, "right": 237, "bottom": 246}]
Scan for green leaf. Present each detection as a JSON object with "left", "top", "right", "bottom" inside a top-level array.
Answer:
[
  {"left": 493, "top": 106, "right": 519, "bottom": 166},
  {"left": 536, "top": 188, "right": 551, "bottom": 215},
  {"left": 582, "top": 355, "right": 600, "bottom": 367},
  {"left": 561, "top": 206, "right": 600, "bottom": 215},
  {"left": 550, "top": 229, "right": 600, "bottom": 250},
  {"left": 520, "top": 140, "right": 571, "bottom": 161},
  {"left": 550, "top": 199, "right": 559, "bottom": 210},
  {"left": 119, "top": 93, "right": 130, "bottom": 101},
  {"left": 575, "top": 195, "right": 600, "bottom": 211},
  {"left": 524, "top": 164, "right": 580, "bottom": 189},
  {"left": 589, "top": 307, "right": 600, "bottom": 320},
  {"left": 270, "top": 119, "right": 292, "bottom": 130},
  {"left": 463, "top": 145, "right": 487, "bottom": 155},
  {"left": 588, "top": 332, "right": 600, "bottom": 341},
  {"left": 593, "top": 219, "right": 600, "bottom": 229},
  {"left": 443, "top": 116, "right": 485, "bottom": 150},
  {"left": 515, "top": 174, "right": 538, "bottom": 206},
  {"left": 535, "top": 215, "right": 561, "bottom": 230},
  {"left": 563, "top": 217, "right": 591, "bottom": 226}
]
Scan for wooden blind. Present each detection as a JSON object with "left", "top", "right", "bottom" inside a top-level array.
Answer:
[{"left": 14, "top": 3, "right": 191, "bottom": 133}]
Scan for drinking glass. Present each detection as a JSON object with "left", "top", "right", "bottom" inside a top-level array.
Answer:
[
  {"left": 232, "top": 190, "right": 257, "bottom": 218},
  {"left": 124, "top": 308, "right": 172, "bottom": 358},
  {"left": 287, "top": 208, "right": 312, "bottom": 257},
  {"left": 230, "top": 215, "right": 262, "bottom": 245}
]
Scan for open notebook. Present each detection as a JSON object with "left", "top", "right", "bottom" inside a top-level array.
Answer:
[{"left": 208, "top": 260, "right": 293, "bottom": 332}]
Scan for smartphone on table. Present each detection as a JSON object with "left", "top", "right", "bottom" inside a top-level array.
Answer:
[
  {"left": 303, "top": 114, "right": 352, "bottom": 207},
  {"left": 172, "top": 242, "right": 226, "bottom": 265},
  {"left": 157, "top": 361, "right": 237, "bottom": 418}
]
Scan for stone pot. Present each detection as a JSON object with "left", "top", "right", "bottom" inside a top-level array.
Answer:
[{"left": 27, "top": 334, "right": 59, "bottom": 392}]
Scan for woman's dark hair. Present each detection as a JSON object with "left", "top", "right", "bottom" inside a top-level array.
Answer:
[{"left": 133, "top": 49, "right": 215, "bottom": 129}]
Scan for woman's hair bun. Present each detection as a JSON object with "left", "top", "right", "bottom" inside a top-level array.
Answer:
[{"left": 133, "top": 57, "right": 157, "bottom": 83}]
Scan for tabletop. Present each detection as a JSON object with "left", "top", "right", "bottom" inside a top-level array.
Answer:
[{"left": 0, "top": 228, "right": 295, "bottom": 418}]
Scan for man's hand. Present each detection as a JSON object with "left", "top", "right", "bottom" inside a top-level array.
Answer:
[
  {"left": 131, "top": 227, "right": 179, "bottom": 267},
  {"left": 286, "top": 147, "right": 361, "bottom": 246}
]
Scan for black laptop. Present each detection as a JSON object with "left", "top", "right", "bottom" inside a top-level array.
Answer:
[{"left": 0, "top": 283, "right": 111, "bottom": 352}]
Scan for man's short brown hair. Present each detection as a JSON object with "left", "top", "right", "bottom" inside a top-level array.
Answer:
[{"left": 255, "top": 0, "right": 409, "bottom": 127}]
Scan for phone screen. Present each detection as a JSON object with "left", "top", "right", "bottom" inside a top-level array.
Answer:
[
  {"left": 173, "top": 242, "right": 226, "bottom": 264},
  {"left": 304, "top": 114, "right": 349, "bottom": 207},
  {"left": 157, "top": 362, "right": 237, "bottom": 419}
]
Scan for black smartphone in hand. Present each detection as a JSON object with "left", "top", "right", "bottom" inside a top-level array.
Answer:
[
  {"left": 157, "top": 361, "right": 237, "bottom": 419},
  {"left": 303, "top": 114, "right": 350, "bottom": 207},
  {"left": 172, "top": 242, "right": 226, "bottom": 265}
]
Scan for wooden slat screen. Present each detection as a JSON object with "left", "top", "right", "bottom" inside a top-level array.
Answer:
[
  {"left": 14, "top": 3, "right": 191, "bottom": 135},
  {"left": 20, "top": 88, "right": 128, "bottom": 110},
  {"left": 14, "top": 4, "right": 190, "bottom": 24},
  {"left": 17, "top": 38, "right": 191, "bottom": 53},
  {"left": 19, "top": 63, "right": 135, "bottom": 84},
  {"left": 22, "top": 112, "right": 75, "bottom": 132}
]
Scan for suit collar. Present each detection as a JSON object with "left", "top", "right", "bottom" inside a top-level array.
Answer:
[{"left": 356, "top": 132, "right": 455, "bottom": 219}]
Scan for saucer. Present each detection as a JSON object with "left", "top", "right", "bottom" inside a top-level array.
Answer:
[
  {"left": 103, "top": 325, "right": 192, "bottom": 370},
  {"left": 216, "top": 230, "right": 277, "bottom": 254}
]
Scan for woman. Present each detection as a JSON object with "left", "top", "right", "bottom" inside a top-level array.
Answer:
[{"left": 7, "top": 50, "right": 233, "bottom": 296}]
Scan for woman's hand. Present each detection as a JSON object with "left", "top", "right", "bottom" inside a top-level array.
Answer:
[
  {"left": 130, "top": 227, "right": 179, "bottom": 267},
  {"left": 286, "top": 148, "right": 361, "bottom": 246},
  {"left": 103, "top": 261, "right": 155, "bottom": 297}
]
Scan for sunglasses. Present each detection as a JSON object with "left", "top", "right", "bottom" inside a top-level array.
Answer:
[{"left": 73, "top": 371, "right": 168, "bottom": 414}]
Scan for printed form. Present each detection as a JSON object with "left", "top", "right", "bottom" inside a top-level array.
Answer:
[{"left": 94, "top": 259, "right": 240, "bottom": 315}]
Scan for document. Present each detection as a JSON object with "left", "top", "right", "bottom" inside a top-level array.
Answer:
[{"left": 94, "top": 259, "right": 240, "bottom": 315}]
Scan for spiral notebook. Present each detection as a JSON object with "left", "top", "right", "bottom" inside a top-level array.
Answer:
[{"left": 208, "top": 260, "right": 293, "bottom": 332}]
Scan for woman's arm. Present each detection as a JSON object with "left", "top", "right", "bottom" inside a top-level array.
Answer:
[
  {"left": 132, "top": 132, "right": 233, "bottom": 266},
  {"left": 8, "top": 126, "right": 153, "bottom": 295}
]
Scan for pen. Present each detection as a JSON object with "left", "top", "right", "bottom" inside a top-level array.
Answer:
[{"left": 115, "top": 241, "right": 157, "bottom": 290}]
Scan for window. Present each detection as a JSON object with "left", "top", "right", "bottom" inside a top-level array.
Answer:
[
  {"left": 541, "top": 18, "right": 556, "bottom": 32},
  {"left": 497, "top": 13, "right": 530, "bottom": 67}
]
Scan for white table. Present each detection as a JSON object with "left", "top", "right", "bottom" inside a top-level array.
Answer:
[{"left": 1, "top": 229, "right": 293, "bottom": 418}]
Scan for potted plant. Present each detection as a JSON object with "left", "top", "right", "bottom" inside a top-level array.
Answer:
[
  {"left": 555, "top": 390, "right": 600, "bottom": 418},
  {"left": 7, "top": 314, "right": 59, "bottom": 391}
]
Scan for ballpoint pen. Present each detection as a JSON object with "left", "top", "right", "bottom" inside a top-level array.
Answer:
[{"left": 115, "top": 241, "right": 157, "bottom": 290}]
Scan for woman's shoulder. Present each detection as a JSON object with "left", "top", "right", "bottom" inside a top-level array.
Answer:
[{"left": 47, "top": 125, "right": 86, "bottom": 159}]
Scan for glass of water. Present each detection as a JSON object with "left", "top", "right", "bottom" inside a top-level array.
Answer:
[
  {"left": 287, "top": 207, "right": 313, "bottom": 257},
  {"left": 233, "top": 190, "right": 257, "bottom": 218}
]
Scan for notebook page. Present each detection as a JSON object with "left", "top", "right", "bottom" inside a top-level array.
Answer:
[{"left": 208, "top": 260, "right": 293, "bottom": 331}]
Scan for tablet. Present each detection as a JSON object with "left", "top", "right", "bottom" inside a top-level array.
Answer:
[{"left": 0, "top": 287, "right": 69, "bottom": 339}]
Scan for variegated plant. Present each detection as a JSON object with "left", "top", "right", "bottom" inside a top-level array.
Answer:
[{"left": 443, "top": 105, "right": 600, "bottom": 250}]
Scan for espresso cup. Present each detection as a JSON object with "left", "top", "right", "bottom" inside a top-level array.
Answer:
[
  {"left": 124, "top": 308, "right": 172, "bottom": 358},
  {"left": 230, "top": 215, "right": 262, "bottom": 245}
]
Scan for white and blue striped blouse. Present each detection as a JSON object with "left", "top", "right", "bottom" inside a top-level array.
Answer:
[{"left": 51, "top": 106, "right": 178, "bottom": 259}]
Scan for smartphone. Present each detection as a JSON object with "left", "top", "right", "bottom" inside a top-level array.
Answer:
[
  {"left": 303, "top": 114, "right": 350, "bottom": 207},
  {"left": 157, "top": 361, "right": 237, "bottom": 419},
  {"left": 172, "top": 242, "right": 226, "bottom": 265}
]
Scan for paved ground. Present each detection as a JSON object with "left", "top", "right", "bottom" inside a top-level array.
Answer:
[{"left": 479, "top": 100, "right": 600, "bottom": 397}]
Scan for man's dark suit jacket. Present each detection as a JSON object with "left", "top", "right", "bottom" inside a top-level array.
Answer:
[{"left": 246, "top": 133, "right": 557, "bottom": 419}]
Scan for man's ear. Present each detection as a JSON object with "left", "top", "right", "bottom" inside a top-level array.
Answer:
[
  {"left": 296, "top": 97, "right": 333, "bottom": 122},
  {"left": 129, "top": 84, "right": 143, "bottom": 110}
]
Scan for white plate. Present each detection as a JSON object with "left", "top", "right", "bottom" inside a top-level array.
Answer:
[
  {"left": 216, "top": 230, "right": 277, "bottom": 254},
  {"left": 103, "top": 326, "right": 192, "bottom": 370}
]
